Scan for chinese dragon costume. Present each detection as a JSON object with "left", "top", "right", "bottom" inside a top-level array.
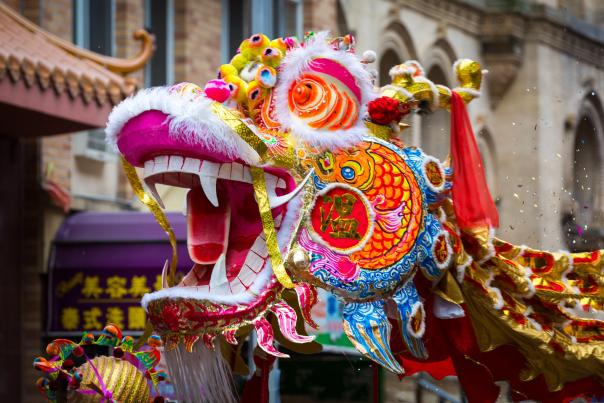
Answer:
[{"left": 98, "top": 32, "right": 604, "bottom": 402}]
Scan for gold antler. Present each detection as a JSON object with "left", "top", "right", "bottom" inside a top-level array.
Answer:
[{"left": 380, "top": 59, "right": 483, "bottom": 110}]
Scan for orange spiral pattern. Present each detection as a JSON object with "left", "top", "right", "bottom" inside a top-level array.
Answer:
[
  {"left": 351, "top": 144, "right": 423, "bottom": 269},
  {"left": 288, "top": 73, "right": 359, "bottom": 131}
]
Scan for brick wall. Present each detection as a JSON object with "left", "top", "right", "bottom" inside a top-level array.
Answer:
[
  {"left": 41, "top": 0, "right": 72, "bottom": 41},
  {"left": 304, "top": 0, "right": 338, "bottom": 33},
  {"left": 174, "top": 0, "right": 222, "bottom": 85},
  {"left": 115, "top": 0, "right": 144, "bottom": 201}
]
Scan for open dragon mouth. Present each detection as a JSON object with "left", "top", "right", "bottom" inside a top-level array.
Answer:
[{"left": 142, "top": 155, "right": 298, "bottom": 300}]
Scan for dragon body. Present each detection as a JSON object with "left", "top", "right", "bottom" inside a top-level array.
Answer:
[{"left": 105, "top": 32, "right": 604, "bottom": 402}]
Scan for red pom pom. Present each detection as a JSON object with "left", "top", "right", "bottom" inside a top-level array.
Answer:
[
  {"left": 367, "top": 96, "right": 404, "bottom": 125},
  {"left": 72, "top": 346, "right": 84, "bottom": 357},
  {"left": 62, "top": 359, "right": 75, "bottom": 370}
]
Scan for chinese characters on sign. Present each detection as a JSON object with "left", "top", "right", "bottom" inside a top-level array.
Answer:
[{"left": 51, "top": 271, "right": 162, "bottom": 333}]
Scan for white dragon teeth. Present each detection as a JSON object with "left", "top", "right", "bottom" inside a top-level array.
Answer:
[
  {"left": 146, "top": 181, "right": 165, "bottom": 209},
  {"left": 209, "top": 253, "right": 230, "bottom": 293},
  {"left": 161, "top": 260, "right": 169, "bottom": 289},
  {"left": 141, "top": 155, "right": 294, "bottom": 299},
  {"left": 142, "top": 155, "right": 289, "bottom": 209},
  {"left": 199, "top": 174, "right": 219, "bottom": 207}
]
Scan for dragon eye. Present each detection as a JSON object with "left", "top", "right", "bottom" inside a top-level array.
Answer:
[{"left": 341, "top": 166, "right": 355, "bottom": 180}]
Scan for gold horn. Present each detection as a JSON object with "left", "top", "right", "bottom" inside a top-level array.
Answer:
[{"left": 380, "top": 59, "right": 483, "bottom": 111}]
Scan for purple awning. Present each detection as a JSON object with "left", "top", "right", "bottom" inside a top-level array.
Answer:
[
  {"left": 51, "top": 211, "right": 192, "bottom": 271},
  {"left": 47, "top": 211, "right": 192, "bottom": 335}
]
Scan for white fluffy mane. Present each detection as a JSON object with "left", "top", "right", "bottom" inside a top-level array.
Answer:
[
  {"left": 274, "top": 31, "right": 377, "bottom": 150},
  {"left": 105, "top": 86, "right": 260, "bottom": 165}
]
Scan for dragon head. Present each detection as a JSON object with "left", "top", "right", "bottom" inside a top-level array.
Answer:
[{"left": 106, "top": 32, "right": 483, "bottom": 401}]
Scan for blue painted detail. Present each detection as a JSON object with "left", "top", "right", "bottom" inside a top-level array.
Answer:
[
  {"left": 342, "top": 299, "right": 403, "bottom": 374},
  {"left": 312, "top": 174, "right": 326, "bottom": 190},
  {"left": 341, "top": 166, "right": 355, "bottom": 180},
  {"left": 306, "top": 138, "right": 448, "bottom": 299},
  {"left": 391, "top": 280, "right": 427, "bottom": 359},
  {"left": 419, "top": 214, "right": 447, "bottom": 280}
]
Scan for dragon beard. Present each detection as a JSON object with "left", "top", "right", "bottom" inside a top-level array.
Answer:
[{"left": 163, "top": 340, "right": 237, "bottom": 403}]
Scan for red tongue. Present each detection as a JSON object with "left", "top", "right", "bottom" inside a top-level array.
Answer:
[{"left": 187, "top": 186, "right": 230, "bottom": 264}]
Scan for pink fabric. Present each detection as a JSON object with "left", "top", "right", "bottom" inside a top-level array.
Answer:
[
  {"left": 450, "top": 92, "right": 499, "bottom": 229},
  {"left": 117, "top": 110, "right": 235, "bottom": 166},
  {"left": 309, "top": 58, "right": 362, "bottom": 101}
]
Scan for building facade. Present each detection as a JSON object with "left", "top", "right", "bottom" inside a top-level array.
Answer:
[
  {"left": 343, "top": 0, "right": 604, "bottom": 255},
  {"left": 3, "top": 0, "right": 604, "bottom": 401}
]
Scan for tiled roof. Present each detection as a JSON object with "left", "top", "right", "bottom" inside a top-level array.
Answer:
[{"left": 0, "top": 4, "right": 153, "bottom": 106}]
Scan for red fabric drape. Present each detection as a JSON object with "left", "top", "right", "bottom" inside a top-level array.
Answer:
[{"left": 450, "top": 92, "right": 499, "bottom": 229}]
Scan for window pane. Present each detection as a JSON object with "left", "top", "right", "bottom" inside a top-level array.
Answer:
[
  {"left": 273, "top": 0, "right": 298, "bottom": 38},
  {"left": 88, "top": 0, "right": 112, "bottom": 55},
  {"left": 147, "top": 0, "right": 169, "bottom": 86},
  {"left": 229, "top": 0, "right": 251, "bottom": 57},
  {"left": 86, "top": 129, "right": 107, "bottom": 152}
]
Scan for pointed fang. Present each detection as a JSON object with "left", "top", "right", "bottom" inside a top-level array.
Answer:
[{"left": 161, "top": 260, "right": 169, "bottom": 289}]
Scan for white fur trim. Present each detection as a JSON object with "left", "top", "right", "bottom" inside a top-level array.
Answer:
[
  {"left": 558, "top": 250, "right": 580, "bottom": 293},
  {"left": 485, "top": 270, "right": 504, "bottom": 310},
  {"left": 559, "top": 303, "right": 604, "bottom": 321},
  {"left": 437, "top": 207, "right": 447, "bottom": 224},
  {"left": 524, "top": 306, "right": 543, "bottom": 332},
  {"left": 478, "top": 228, "right": 496, "bottom": 264},
  {"left": 453, "top": 87, "right": 481, "bottom": 99},
  {"left": 421, "top": 156, "right": 447, "bottom": 194},
  {"left": 274, "top": 31, "right": 377, "bottom": 150},
  {"left": 520, "top": 264, "right": 536, "bottom": 299},
  {"left": 105, "top": 86, "right": 261, "bottom": 165},
  {"left": 141, "top": 188, "right": 305, "bottom": 309},
  {"left": 406, "top": 301, "right": 426, "bottom": 338},
  {"left": 456, "top": 255, "right": 473, "bottom": 283},
  {"left": 306, "top": 183, "right": 376, "bottom": 255},
  {"left": 389, "top": 64, "right": 413, "bottom": 80},
  {"left": 400, "top": 60, "right": 426, "bottom": 78},
  {"left": 432, "top": 230, "right": 453, "bottom": 270},
  {"left": 380, "top": 84, "right": 413, "bottom": 101}
]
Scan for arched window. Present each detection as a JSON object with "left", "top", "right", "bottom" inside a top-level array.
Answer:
[
  {"left": 420, "top": 65, "right": 450, "bottom": 161},
  {"left": 378, "top": 21, "right": 417, "bottom": 86},
  {"left": 379, "top": 49, "right": 401, "bottom": 87},
  {"left": 566, "top": 93, "right": 604, "bottom": 250},
  {"left": 573, "top": 116, "right": 602, "bottom": 225}
]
